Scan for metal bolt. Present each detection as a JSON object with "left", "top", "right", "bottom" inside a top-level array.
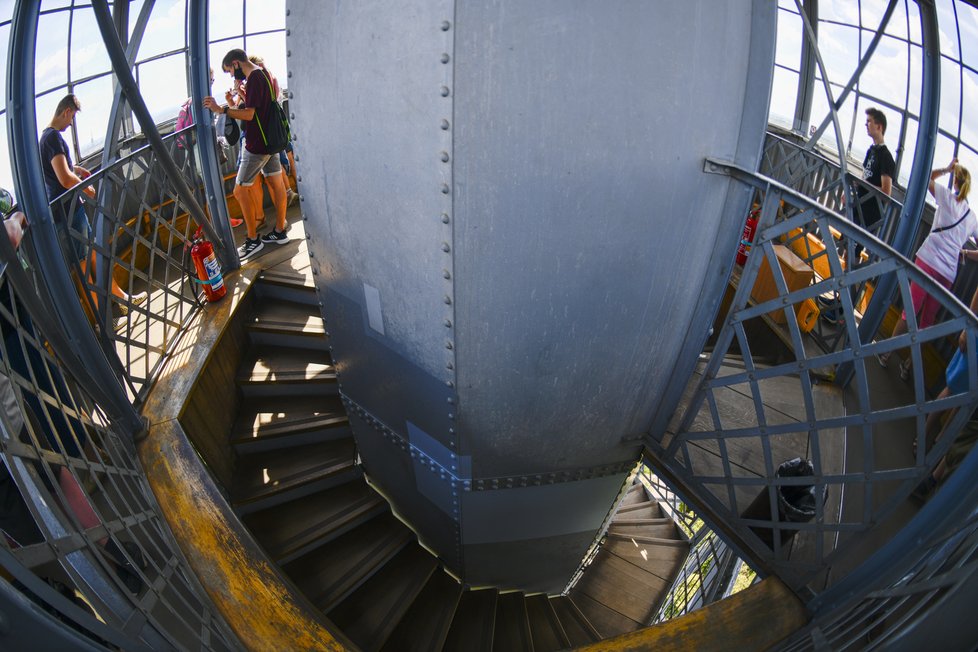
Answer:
[
  {"left": 443, "top": 269, "right": 451, "bottom": 279},
  {"left": 287, "top": 50, "right": 292, "bottom": 57},
  {"left": 444, "top": 295, "right": 452, "bottom": 305},
  {"left": 444, "top": 319, "right": 452, "bottom": 328},
  {"left": 291, "top": 112, "right": 296, "bottom": 120},
  {"left": 441, "top": 242, "right": 451, "bottom": 252},
  {"left": 286, "top": 9, "right": 290, "bottom": 15},
  {"left": 448, "top": 397, "right": 454, "bottom": 404},
  {"left": 447, "top": 362, "right": 453, "bottom": 369},
  {"left": 446, "top": 380, "right": 454, "bottom": 387},
  {"left": 441, "top": 213, "right": 450, "bottom": 224},
  {"left": 288, "top": 71, "right": 293, "bottom": 78},
  {"left": 441, "top": 53, "right": 450, "bottom": 63},
  {"left": 441, "top": 20, "right": 451, "bottom": 31},
  {"left": 446, "top": 341, "right": 454, "bottom": 350},
  {"left": 440, "top": 119, "right": 450, "bottom": 130},
  {"left": 286, "top": 29, "right": 291, "bottom": 36},
  {"left": 441, "top": 183, "right": 450, "bottom": 194},
  {"left": 441, "top": 86, "right": 451, "bottom": 97},
  {"left": 440, "top": 151, "right": 450, "bottom": 162},
  {"left": 448, "top": 412, "right": 455, "bottom": 419}
]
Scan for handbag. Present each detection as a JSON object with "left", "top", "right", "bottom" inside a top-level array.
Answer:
[
  {"left": 223, "top": 113, "right": 240, "bottom": 147},
  {"left": 254, "top": 70, "right": 290, "bottom": 154}
]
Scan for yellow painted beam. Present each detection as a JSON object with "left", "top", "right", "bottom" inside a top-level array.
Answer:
[
  {"left": 574, "top": 577, "right": 808, "bottom": 652},
  {"left": 138, "top": 419, "right": 351, "bottom": 651}
]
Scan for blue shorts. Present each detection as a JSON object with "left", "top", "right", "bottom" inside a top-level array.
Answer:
[{"left": 946, "top": 349, "right": 976, "bottom": 395}]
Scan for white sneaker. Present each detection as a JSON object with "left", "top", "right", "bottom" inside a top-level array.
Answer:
[
  {"left": 238, "top": 237, "right": 264, "bottom": 260},
  {"left": 127, "top": 291, "right": 148, "bottom": 307},
  {"left": 286, "top": 189, "right": 298, "bottom": 207}
]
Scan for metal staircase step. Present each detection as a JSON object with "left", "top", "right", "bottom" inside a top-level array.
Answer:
[
  {"left": 328, "top": 544, "right": 438, "bottom": 652},
  {"left": 246, "top": 298, "right": 327, "bottom": 350},
  {"left": 380, "top": 569, "right": 463, "bottom": 652},
  {"left": 237, "top": 345, "right": 337, "bottom": 397},
  {"left": 608, "top": 519, "right": 679, "bottom": 539},
  {"left": 603, "top": 536, "right": 689, "bottom": 577},
  {"left": 549, "top": 596, "right": 600, "bottom": 646},
  {"left": 620, "top": 484, "right": 649, "bottom": 506},
  {"left": 255, "top": 267, "right": 317, "bottom": 305},
  {"left": 231, "top": 395, "right": 350, "bottom": 453},
  {"left": 283, "top": 512, "right": 413, "bottom": 614},
  {"left": 525, "top": 594, "right": 570, "bottom": 652},
  {"left": 493, "top": 592, "right": 533, "bottom": 652},
  {"left": 242, "top": 480, "right": 387, "bottom": 565},
  {"left": 443, "top": 588, "right": 499, "bottom": 652},
  {"left": 230, "top": 439, "right": 357, "bottom": 514}
]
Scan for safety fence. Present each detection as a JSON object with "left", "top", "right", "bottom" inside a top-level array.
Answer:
[
  {"left": 648, "top": 158, "right": 978, "bottom": 648},
  {"left": 49, "top": 127, "right": 236, "bottom": 404},
  {"left": 759, "top": 132, "right": 906, "bottom": 356},
  {"left": 0, "top": 224, "right": 236, "bottom": 649}
]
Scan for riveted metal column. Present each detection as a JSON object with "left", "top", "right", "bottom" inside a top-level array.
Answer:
[
  {"left": 846, "top": 0, "right": 939, "bottom": 381},
  {"left": 190, "top": 0, "right": 238, "bottom": 271},
  {"left": 89, "top": 0, "right": 229, "bottom": 266},
  {"left": 5, "top": 0, "right": 145, "bottom": 438}
]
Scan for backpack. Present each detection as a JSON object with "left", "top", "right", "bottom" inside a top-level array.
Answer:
[
  {"left": 175, "top": 99, "right": 194, "bottom": 149},
  {"left": 253, "top": 70, "right": 290, "bottom": 154}
]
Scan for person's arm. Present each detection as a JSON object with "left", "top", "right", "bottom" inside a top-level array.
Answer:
[
  {"left": 929, "top": 158, "right": 957, "bottom": 197},
  {"left": 202, "top": 96, "right": 255, "bottom": 121},
  {"left": 880, "top": 174, "right": 892, "bottom": 196},
  {"left": 4, "top": 211, "right": 26, "bottom": 249},
  {"left": 50, "top": 153, "right": 95, "bottom": 199}
]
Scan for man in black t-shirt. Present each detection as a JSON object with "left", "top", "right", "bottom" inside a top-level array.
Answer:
[{"left": 856, "top": 107, "right": 895, "bottom": 233}]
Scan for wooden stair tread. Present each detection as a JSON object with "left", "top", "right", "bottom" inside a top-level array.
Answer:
[
  {"left": 443, "top": 589, "right": 498, "bottom": 652},
  {"left": 569, "top": 592, "right": 641, "bottom": 639},
  {"left": 549, "top": 596, "right": 600, "bottom": 646},
  {"left": 237, "top": 345, "right": 336, "bottom": 384},
  {"left": 259, "top": 267, "right": 314, "bottom": 289},
  {"left": 575, "top": 550, "right": 671, "bottom": 623},
  {"left": 492, "top": 592, "right": 532, "bottom": 652},
  {"left": 620, "top": 485, "right": 649, "bottom": 506},
  {"left": 380, "top": 569, "right": 463, "bottom": 652},
  {"left": 525, "top": 594, "right": 570, "bottom": 652},
  {"left": 615, "top": 502, "right": 662, "bottom": 519},
  {"left": 231, "top": 439, "right": 356, "bottom": 505},
  {"left": 603, "top": 537, "right": 689, "bottom": 574},
  {"left": 611, "top": 516, "right": 673, "bottom": 526},
  {"left": 605, "top": 532, "right": 690, "bottom": 548},
  {"left": 284, "top": 512, "right": 413, "bottom": 613},
  {"left": 607, "top": 522, "right": 678, "bottom": 539},
  {"left": 328, "top": 544, "right": 438, "bottom": 652},
  {"left": 231, "top": 409, "right": 349, "bottom": 446},
  {"left": 242, "top": 481, "right": 387, "bottom": 562}
]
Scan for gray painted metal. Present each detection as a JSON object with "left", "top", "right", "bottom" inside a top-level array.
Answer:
[{"left": 291, "top": 0, "right": 775, "bottom": 591}]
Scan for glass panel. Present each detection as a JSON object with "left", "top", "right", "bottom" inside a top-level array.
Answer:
[
  {"left": 907, "top": 0, "right": 922, "bottom": 45},
  {"left": 819, "top": 22, "right": 859, "bottom": 89},
  {"left": 962, "top": 68, "right": 978, "bottom": 149},
  {"left": 68, "top": 7, "right": 112, "bottom": 82},
  {"left": 939, "top": 55, "right": 961, "bottom": 137},
  {"left": 137, "top": 0, "right": 186, "bottom": 60},
  {"left": 936, "top": 0, "right": 960, "bottom": 60},
  {"left": 851, "top": 98, "right": 900, "bottom": 171},
  {"left": 958, "top": 1, "right": 978, "bottom": 70},
  {"left": 776, "top": 7, "right": 802, "bottom": 70},
  {"left": 134, "top": 53, "right": 189, "bottom": 126},
  {"left": 72, "top": 75, "right": 114, "bottom": 157},
  {"left": 859, "top": 35, "right": 909, "bottom": 112},
  {"left": 882, "top": 0, "right": 909, "bottom": 41},
  {"left": 0, "top": 23, "right": 8, "bottom": 112},
  {"left": 0, "top": 2, "right": 12, "bottom": 24},
  {"left": 907, "top": 43, "right": 923, "bottom": 117},
  {"left": 35, "top": 8, "right": 70, "bottom": 93},
  {"left": 859, "top": 0, "right": 889, "bottom": 32},
  {"left": 35, "top": 91, "right": 77, "bottom": 165},
  {"left": 209, "top": 0, "right": 242, "bottom": 42},
  {"left": 818, "top": 0, "right": 859, "bottom": 25},
  {"left": 243, "top": 31, "right": 287, "bottom": 91},
  {"left": 210, "top": 37, "right": 243, "bottom": 82},
  {"left": 769, "top": 67, "right": 798, "bottom": 130},
  {"left": 128, "top": 0, "right": 147, "bottom": 37},
  {"left": 245, "top": 0, "right": 285, "bottom": 33},
  {"left": 934, "top": 133, "right": 957, "bottom": 177}
]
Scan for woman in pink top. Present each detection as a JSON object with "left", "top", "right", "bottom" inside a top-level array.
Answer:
[{"left": 880, "top": 158, "right": 974, "bottom": 379}]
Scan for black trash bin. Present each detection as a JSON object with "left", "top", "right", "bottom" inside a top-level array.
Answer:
[{"left": 741, "top": 457, "right": 826, "bottom": 549}]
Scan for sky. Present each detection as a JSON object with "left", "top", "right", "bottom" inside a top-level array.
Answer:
[{"left": 0, "top": 0, "right": 976, "bottom": 203}]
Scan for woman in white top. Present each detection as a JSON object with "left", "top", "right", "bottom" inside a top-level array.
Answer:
[{"left": 880, "top": 158, "right": 974, "bottom": 378}]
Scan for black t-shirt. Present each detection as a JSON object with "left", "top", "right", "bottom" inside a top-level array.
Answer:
[
  {"left": 857, "top": 144, "right": 896, "bottom": 227},
  {"left": 39, "top": 127, "right": 73, "bottom": 202},
  {"left": 243, "top": 68, "right": 274, "bottom": 155}
]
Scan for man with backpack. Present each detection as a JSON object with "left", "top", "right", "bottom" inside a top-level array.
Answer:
[{"left": 203, "top": 49, "right": 290, "bottom": 260}]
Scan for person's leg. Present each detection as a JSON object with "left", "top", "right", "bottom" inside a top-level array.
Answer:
[
  {"left": 235, "top": 151, "right": 269, "bottom": 240},
  {"left": 264, "top": 168, "right": 288, "bottom": 233},
  {"left": 250, "top": 176, "right": 266, "bottom": 226}
]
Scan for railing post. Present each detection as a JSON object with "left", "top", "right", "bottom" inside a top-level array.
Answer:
[
  {"left": 89, "top": 0, "right": 232, "bottom": 268},
  {"left": 5, "top": 0, "right": 145, "bottom": 439},
  {"left": 189, "top": 0, "right": 239, "bottom": 272},
  {"left": 841, "top": 0, "right": 940, "bottom": 386}
]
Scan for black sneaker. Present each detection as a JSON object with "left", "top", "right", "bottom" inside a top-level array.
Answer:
[
  {"left": 261, "top": 228, "right": 290, "bottom": 245},
  {"left": 238, "top": 237, "right": 264, "bottom": 260}
]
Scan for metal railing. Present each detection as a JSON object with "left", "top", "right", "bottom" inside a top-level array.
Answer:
[
  {"left": 0, "top": 226, "right": 236, "bottom": 650},
  {"left": 639, "top": 466, "right": 752, "bottom": 623},
  {"left": 49, "top": 128, "right": 218, "bottom": 403},
  {"left": 648, "top": 158, "right": 978, "bottom": 646}
]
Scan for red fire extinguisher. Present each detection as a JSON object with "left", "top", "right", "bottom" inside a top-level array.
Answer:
[
  {"left": 190, "top": 227, "right": 227, "bottom": 302},
  {"left": 736, "top": 204, "right": 760, "bottom": 266}
]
